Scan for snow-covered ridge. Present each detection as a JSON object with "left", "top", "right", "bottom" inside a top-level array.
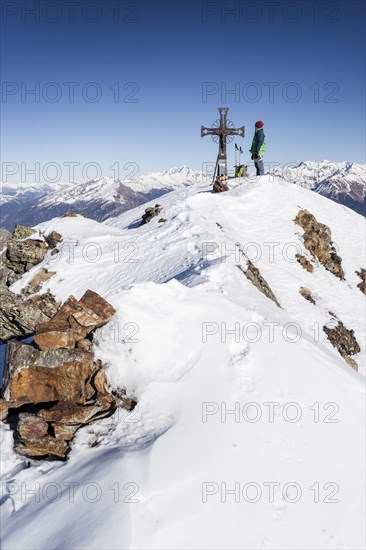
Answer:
[{"left": 1, "top": 175, "right": 365, "bottom": 549}]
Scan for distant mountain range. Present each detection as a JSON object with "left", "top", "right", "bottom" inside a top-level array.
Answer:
[
  {"left": 271, "top": 161, "right": 365, "bottom": 216},
  {"left": 1, "top": 162, "right": 364, "bottom": 230},
  {"left": 0, "top": 167, "right": 207, "bottom": 230}
]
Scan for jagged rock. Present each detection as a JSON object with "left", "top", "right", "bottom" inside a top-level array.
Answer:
[
  {"left": 5, "top": 238, "right": 47, "bottom": 274},
  {"left": 213, "top": 178, "right": 229, "bottom": 193},
  {"left": 12, "top": 225, "right": 36, "bottom": 239},
  {"left": 299, "top": 287, "right": 316, "bottom": 304},
  {"left": 21, "top": 268, "right": 55, "bottom": 296},
  {"left": 0, "top": 229, "right": 12, "bottom": 285},
  {"left": 323, "top": 320, "right": 360, "bottom": 370},
  {"left": 31, "top": 292, "right": 59, "bottom": 320},
  {"left": 295, "top": 253, "right": 314, "bottom": 273},
  {"left": 356, "top": 268, "right": 366, "bottom": 295},
  {"left": 2, "top": 341, "right": 97, "bottom": 404},
  {"left": 38, "top": 396, "right": 115, "bottom": 425},
  {"left": 141, "top": 204, "right": 162, "bottom": 225},
  {"left": 17, "top": 413, "right": 49, "bottom": 439},
  {"left": 0, "top": 286, "right": 59, "bottom": 341},
  {"left": 14, "top": 435, "right": 68, "bottom": 459},
  {"left": 237, "top": 261, "right": 281, "bottom": 308},
  {"left": 92, "top": 366, "right": 109, "bottom": 394},
  {"left": 34, "top": 290, "right": 116, "bottom": 350},
  {"left": 76, "top": 338, "right": 93, "bottom": 351},
  {"left": 45, "top": 231, "right": 62, "bottom": 249},
  {"left": 53, "top": 423, "right": 79, "bottom": 441},
  {"left": 295, "top": 210, "right": 344, "bottom": 279},
  {"left": 0, "top": 399, "right": 22, "bottom": 421}
]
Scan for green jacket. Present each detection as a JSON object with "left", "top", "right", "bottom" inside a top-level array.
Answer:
[{"left": 250, "top": 127, "right": 266, "bottom": 156}]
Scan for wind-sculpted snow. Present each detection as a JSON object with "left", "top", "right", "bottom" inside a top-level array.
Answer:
[{"left": 1, "top": 176, "right": 365, "bottom": 549}]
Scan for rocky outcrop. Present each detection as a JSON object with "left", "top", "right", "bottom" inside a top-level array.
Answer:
[
  {"left": 237, "top": 261, "right": 281, "bottom": 308},
  {"left": 295, "top": 254, "right": 314, "bottom": 273},
  {"left": 323, "top": 320, "right": 360, "bottom": 371},
  {"left": 141, "top": 204, "right": 162, "bottom": 225},
  {"left": 34, "top": 290, "right": 116, "bottom": 350},
  {"left": 295, "top": 210, "right": 344, "bottom": 279},
  {"left": 2, "top": 342, "right": 97, "bottom": 404},
  {"left": 299, "top": 287, "right": 316, "bottom": 304},
  {"left": 4, "top": 230, "right": 47, "bottom": 275},
  {"left": 1, "top": 291, "right": 134, "bottom": 460},
  {"left": 356, "top": 268, "right": 366, "bottom": 295},
  {"left": 0, "top": 287, "right": 59, "bottom": 341}
]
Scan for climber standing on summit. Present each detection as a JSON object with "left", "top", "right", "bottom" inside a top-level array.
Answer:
[{"left": 250, "top": 121, "right": 266, "bottom": 176}]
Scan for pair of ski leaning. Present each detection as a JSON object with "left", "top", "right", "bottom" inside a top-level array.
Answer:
[{"left": 235, "top": 120, "right": 267, "bottom": 178}]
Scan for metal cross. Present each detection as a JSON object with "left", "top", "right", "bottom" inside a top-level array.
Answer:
[{"left": 201, "top": 107, "right": 245, "bottom": 180}]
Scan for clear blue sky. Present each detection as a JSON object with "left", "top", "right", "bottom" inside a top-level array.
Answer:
[{"left": 1, "top": 0, "right": 365, "bottom": 183}]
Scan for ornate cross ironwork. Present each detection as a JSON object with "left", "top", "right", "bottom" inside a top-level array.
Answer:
[{"left": 201, "top": 107, "right": 245, "bottom": 180}]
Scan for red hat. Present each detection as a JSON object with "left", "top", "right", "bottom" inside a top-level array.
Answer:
[{"left": 255, "top": 120, "right": 264, "bottom": 128}]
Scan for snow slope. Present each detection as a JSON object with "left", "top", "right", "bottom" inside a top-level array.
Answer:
[{"left": 1, "top": 176, "right": 365, "bottom": 549}]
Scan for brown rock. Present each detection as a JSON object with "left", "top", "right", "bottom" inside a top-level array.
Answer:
[
  {"left": 295, "top": 210, "right": 344, "bottom": 279},
  {"left": 14, "top": 435, "right": 68, "bottom": 459},
  {"left": 53, "top": 423, "right": 79, "bottom": 441},
  {"left": 76, "top": 338, "right": 93, "bottom": 351},
  {"left": 17, "top": 413, "right": 49, "bottom": 439},
  {"left": 62, "top": 212, "right": 78, "bottom": 217},
  {"left": 79, "top": 289, "right": 116, "bottom": 325},
  {"left": 295, "top": 253, "right": 314, "bottom": 273},
  {"left": 93, "top": 366, "right": 109, "bottom": 394},
  {"left": 2, "top": 342, "right": 97, "bottom": 404},
  {"left": 35, "top": 291, "right": 115, "bottom": 350},
  {"left": 213, "top": 178, "right": 229, "bottom": 193},
  {"left": 34, "top": 330, "right": 77, "bottom": 350},
  {"left": 356, "top": 268, "right": 366, "bottom": 295},
  {"left": 38, "top": 396, "right": 115, "bottom": 425},
  {"left": 299, "top": 287, "right": 316, "bottom": 305}
]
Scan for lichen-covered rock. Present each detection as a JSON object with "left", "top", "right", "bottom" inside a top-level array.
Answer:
[
  {"left": 5, "top": 238, "right": 47, "bottom": 274},
  {"left": 323, "top": 320, "right": 361, "bottom": 370},
  {"left": 356, "top": 268, "right": 366, "bottom": 295},
  {"left": 12, "top": 225, "right": 36, "bottom": 240},
  {"left": 237, "top": 261, "right": 281, "bottom": 308},
  {"left": 0, "top": 286, "right": 59, "bottom": 341},
  {"left": 295, "top": 210, "right": 344, "bottom": 279}
]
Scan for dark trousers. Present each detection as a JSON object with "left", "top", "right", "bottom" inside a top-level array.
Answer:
[{"left": 254, "top": 159, "right": 264, "bottom": 176}]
